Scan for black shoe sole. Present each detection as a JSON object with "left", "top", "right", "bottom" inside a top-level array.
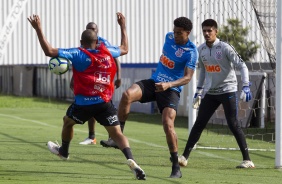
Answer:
[
  {"left": 137, "top": 174, "right": 146, "bottom": 180},
  {"left": 169, "top": 170, "right": 182, "bottom": 178},
  {"left": 135, "top": 169, "right": 146, "bottom": 180}
]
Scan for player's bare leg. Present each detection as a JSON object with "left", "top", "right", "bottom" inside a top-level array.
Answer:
[
  {"left": 79, "top": 117, "right": 97, "bottom": 145},
  {"left": 162, "top": 107, "right": 182, "bottom": 178},
  {"left": 104, "top": 125, "right": 146, "bottom": 180},
  {"left": 47, "top": 116, "right": 75, "bottom": 160},
  {"left": 100, "top": 84, "right": 142, "bottom": 148}
]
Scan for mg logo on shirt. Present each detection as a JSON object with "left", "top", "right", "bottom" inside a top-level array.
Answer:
[
  {"left": 160, "top": 54, "right": 175, "bottom": 69},
  {"left": 95, "top": 72, "right": 111, "bottom": 84},
  {"left": 204, "top": 64, "right": 221, "bottom": 72}
]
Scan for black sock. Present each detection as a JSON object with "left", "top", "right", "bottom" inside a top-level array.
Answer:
[
  {"left": 170, "top": 152, "right": 180, "bottom": 167},
  {"left": 89, "top": 131, "right": 95, "bottom": 139},
  {"left": 182, "top": 147, "right": 193, "bottom": 159},
  {"left": 122, "top": 147, "right": 134, "bottom": 160},
  {"left": 120, "top": 121, "right": 125, "bottom": 132},
  {"left": 242, "top": 147, "right": 251, "bottom": 160},
  {"left": 59, "top": 140, "right": 70, "bottom": 157}
]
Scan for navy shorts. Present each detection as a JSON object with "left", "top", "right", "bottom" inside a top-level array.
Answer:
[
  {"left": 66, "top": 101, "right": 119, "bottom": 126},
  {"left": 136, "top": 79, "right": 180, "bottom": 113}
]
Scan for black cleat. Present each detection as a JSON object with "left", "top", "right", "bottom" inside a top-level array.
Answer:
[
  {"left": 100, "top": 138, "right": 119, "bottom": 149},
  {"left": 169, "top": 169, "right": 182, "bottom": 178}
]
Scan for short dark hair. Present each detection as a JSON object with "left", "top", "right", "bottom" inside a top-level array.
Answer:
[
  {"left": 174, "top": 17, "right": 193, "bottom": 31},
  {"left": 201, "top": 19, "right": 218, "bottom": 29}
]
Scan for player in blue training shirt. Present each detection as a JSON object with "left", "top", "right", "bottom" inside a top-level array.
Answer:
[
  {"left": 101, "top": 17, "right": 199, "bottom": 178},
  {"left": 71, "top": 22, "right": 123, "bottom": 146},
  {"left": 28, "top": 13, "right": 146, "bottom": 180}
]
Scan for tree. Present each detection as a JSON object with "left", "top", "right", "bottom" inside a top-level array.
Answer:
[{"left": 217, "top": 19, "right": 260, "bottom": 62}]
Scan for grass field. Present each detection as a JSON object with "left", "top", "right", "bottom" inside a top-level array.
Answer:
[{"left": 0, "top": 95, "right": 281, "bottom": 184}]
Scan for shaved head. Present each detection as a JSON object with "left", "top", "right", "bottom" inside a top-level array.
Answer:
[
  {"left": 81, "top": 29, "right": 98, "bottom": 45},
  {"left": 86, "top": 22, "right": 98, "bottom": 33}
]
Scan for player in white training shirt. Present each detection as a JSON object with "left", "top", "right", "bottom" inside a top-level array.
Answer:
[{"left": 179, "top": 19, "right": 255, "bottom": 169}]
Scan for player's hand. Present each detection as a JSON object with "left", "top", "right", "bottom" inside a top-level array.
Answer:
[
  {"left": 116, "top": 12, "right": 126, "bottom": 28},
  {"left": 240, "top": 82, "right": 252, "bottom": 102},
  {"left": 27, "top": 14, "right": 41, "bottom": 30},
  {"left": 193, "top": 87, "right": 203, "bottom": 109},
  {"left": 155, "top": 82, "right": 171, "bottom": 92},
  {"left": 115, "top": 79, "right": 121, "bottom": 89}
]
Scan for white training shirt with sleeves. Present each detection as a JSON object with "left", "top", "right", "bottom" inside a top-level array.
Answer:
[{"left": 197, "top": 38, "right": 249, "bottom": 95}]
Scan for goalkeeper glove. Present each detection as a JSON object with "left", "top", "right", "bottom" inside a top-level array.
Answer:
[
  {"left": 240, "top": 82, "right": 252, "bottom": 102},
  {"left": 193, "top": 87, "right": 203, "bottom": 109}
]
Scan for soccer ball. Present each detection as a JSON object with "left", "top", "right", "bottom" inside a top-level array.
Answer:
[{"left": 49, "top": 57, "right": 70, "bottom": 75}]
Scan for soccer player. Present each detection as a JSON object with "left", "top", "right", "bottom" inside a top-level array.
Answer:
[
  {"left": 102, "top": 17, "right": 199, "bottom": 178},
  {"left": 27, "top": 13, "right": 146, "bottom": 180},
  {"left": 70, "top": 22, "right": 123, "bottom": 145},
  {"left": 178, "top": 19, "right": 255, "bottom": 168}
]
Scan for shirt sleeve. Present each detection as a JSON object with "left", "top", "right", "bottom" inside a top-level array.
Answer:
[
  {"left": 58, "top": 48, "right": 91, "bottom": 72},
  {"left": 99, "top": 37, "right": 112, "bottom": 47},
  {"left": 226, "top": 45, "right": 250, "bottom": 85},
  {"left": 107, "top": 46, "right": 121, "bottom": 58},
  {"left": 58, "top": 48, "right": 79, "bottom": 63},
  {"left": 197, "top": 48, "right": 206, "bottom": 88},
  {"left": 99, "top": 36, "right": 121, "bottom": 58},
  {"left": 185, "top": 47, "right": 199, "bottom": 71}
]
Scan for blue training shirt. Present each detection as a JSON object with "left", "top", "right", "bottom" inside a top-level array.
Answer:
[
  {"left": 98, "top": 36, "right": 121, "bottom": 58},
  {"left": 98, "top": 36, "right": 111, "bottom": 47},
  {"left": 151, "top": 32, "right": 198, "bottom": 93},
  {"left": 58, "top": 46, "right": 120, "bottom": 105}
]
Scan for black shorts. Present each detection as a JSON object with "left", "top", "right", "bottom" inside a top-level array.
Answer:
[
  {"left": 66, "top": 101, "right": 119, "bottom": 126},
  {"left": 136, "top": 79, "right": 180, "bottom": 113}
]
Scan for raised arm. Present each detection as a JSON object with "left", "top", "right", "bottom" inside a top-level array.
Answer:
[
  {"left": 27, "top": 14, "right": 58, "bottom": 57},
  {"left": 116, "top": 12, "right": 128, "bottom": 56}
]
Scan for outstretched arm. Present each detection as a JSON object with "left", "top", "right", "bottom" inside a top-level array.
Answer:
[
  {"left": 116, "top": 12, "right": 128, "bottom": 56},
  {"left": 27, "top": 14, "right": 58, "bottom": 57}
]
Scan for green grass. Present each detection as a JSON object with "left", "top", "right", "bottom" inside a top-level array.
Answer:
[{"left": 0, "top": 95, "right": 281, "bottom": 184}]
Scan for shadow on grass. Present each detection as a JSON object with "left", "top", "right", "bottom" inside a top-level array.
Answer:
[
  {"left": 127, "top": 112, "right": 276, "bottom": 145},
  {"left": 127, "top": 112, "right": 188, "bottom": 129}
]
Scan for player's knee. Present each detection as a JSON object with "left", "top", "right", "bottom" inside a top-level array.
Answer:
[
  {"left": 163, "top": 122, "right": 175, "bottom": 134},
  {"left": 63, "top": 116, "right": 75, "bottom": 127},
  {"left": 121, "top": 90, "right": 133, "bottom": 103},
  {"left": 63, "top": 115, "right": 68, "bottom": 122}
]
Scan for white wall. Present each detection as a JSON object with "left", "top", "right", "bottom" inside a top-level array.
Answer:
[
  {"left": 0, "top": 0, "right": 191, "bottom": 65},
  {"left": 0, "top": 0, "right": 274, "bottom": 66}
]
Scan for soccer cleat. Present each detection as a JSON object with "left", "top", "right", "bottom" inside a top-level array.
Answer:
[
  {"left": 79, "top": 138, "right": 97, "bottom": 145},
  {"left": 100, "top": 138, "right": 119, "bottom": 149},
  {"left": 127, "top": 159, "right": 146, "bottom": 180},
  {"left": 169, "top": 169, "right": 182, "bottom": 178},
  {"left": 236, "top": 160, "right": 255, "bottom": 168},
  {"left": 178, "top": 155, "right": 188, "bottom": 167},
  {"left": 47, "top": 141, "right": 69, "bottom": 160}
]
